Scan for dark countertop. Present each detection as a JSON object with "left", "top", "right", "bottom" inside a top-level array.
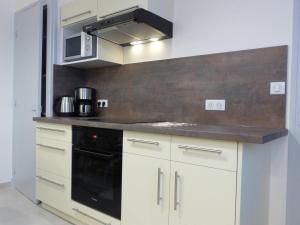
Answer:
[{"left": 33, "top": 117, "right": 288, "bottom": 144}]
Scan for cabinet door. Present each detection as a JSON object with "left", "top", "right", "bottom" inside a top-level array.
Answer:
[
  {"left": 98, "top": 0, "right": 146, "bottom": 19},
  {"left": 169, "top": 162, "right": 236, "bottom": 225},
  {"left": 61, "top": 0, "right": 98, "bottom": 27},
  {"left": 122, "top": 153, "right": 170, "bottom": 225}
]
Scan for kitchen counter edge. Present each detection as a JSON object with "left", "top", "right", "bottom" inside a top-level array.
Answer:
[{"left": 33, "top": 117, "right": 288, "bottom": 144}]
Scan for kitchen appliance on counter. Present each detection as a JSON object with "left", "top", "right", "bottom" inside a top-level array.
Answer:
[
  {"left": 54, "top": 96, "right": 75, "bottom": 117},
  {"left": 72, "top": 126, "right": 123, "bottom": 219},
  {"left": 63, "top": 32, "right": 97, "bottom": 62},
  {"left": 74, "top": 87, "right": 96, "bottom": 117}
]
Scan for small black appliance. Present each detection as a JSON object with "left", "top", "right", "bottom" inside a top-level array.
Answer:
[{"left": 72, "top": 126, "right": 123, "bottom": 219}]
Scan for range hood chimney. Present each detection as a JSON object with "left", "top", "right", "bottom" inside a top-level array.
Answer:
[{"left": 83, "top": 8, "right": 173, "bottom": 47}]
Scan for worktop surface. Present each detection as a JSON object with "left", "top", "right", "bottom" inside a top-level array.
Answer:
[{"left": 33, "top": 117, "right": 288, "bottom": 144}]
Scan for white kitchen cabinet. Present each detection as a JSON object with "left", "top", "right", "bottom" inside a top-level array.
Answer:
[
  {"left": 98, "top": 0, "right": 146, "bottom": 19},
  {"left": 122, "top": 131, "right": 236, "bottom": 225},
  {"left": 61, "top": 0, "right": 98, "bottom": 27},
  {"left": 122, "top": 131, "right": 272, "bottom": 225},
  {"left": 35, "top": 123, "right": 72, "bottom": 216},
  {"left": 98, "top": 0, "right": 174, "bottom": 21},
  {"left": 122, "top": 153, "right": 170, "bottom": 225},
  {"left": 169, "top": 162, "right": 236, "bottom": 225},
  {"left": 36, "top": 169, "right": 72, "bottom": 215}
]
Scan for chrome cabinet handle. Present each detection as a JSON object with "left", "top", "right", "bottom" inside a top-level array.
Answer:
[
  {"left": 72, "top": 208, "right": 111, "bottom": 225},
  {"left": 62, "top": 10, "right": 92, "bottom": 22},
  {"left": 37, "top": 144, "right": 65, "bottom": 152},
  {"left": 36, "top": 176, "right": 65, "bottom": 188},
  {"left": 157, "top": 168, "right": 164, "bottom": 205},
  {"left": 174, "top": 171, "right": 180, "bottom": 211},
  {"left": 127, "top": 138, "right": 160, "bottom": 146},
  {"left": 99, "top": 6, "right": 139, "bottom": 19},
  {"left": 178, "top": 145, "right": 222, "bottom": 154},
  {"left": 37, "top": 127, "right": 65, "bottom": 133}
]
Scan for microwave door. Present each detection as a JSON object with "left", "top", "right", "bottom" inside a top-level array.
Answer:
[{"left": 64, "top": 33, "right": 82, "bottom": 61}]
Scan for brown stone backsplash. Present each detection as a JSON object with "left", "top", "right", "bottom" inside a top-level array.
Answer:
[{"left": 54, "top": 46, "right": 287, "bottom": 129}]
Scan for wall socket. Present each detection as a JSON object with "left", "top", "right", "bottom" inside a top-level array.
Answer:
[
  {"left": 270, "top": 82, "right": 285, "bottom": 95},
  {"left": 97, "top": 99, "right": 109, "bottom": 108},
  {"left": 205, "top": 100, "right": 226, "bottom": 111}
]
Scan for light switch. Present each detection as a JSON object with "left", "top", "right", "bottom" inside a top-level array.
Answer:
[{"left": 270, "top": 82, "right": 286, "bottom": 95}]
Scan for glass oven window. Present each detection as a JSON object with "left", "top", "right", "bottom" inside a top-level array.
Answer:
[{"left": 72, "top": 149, "right": 122, "bottom": 219}]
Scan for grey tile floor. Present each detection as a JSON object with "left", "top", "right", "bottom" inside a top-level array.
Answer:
[{"left": 0, "top": 185, "right": 72, "bottom": 225}]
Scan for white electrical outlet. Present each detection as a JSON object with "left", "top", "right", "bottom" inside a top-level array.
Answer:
[
  {"left": 205, "top": 100, "right": 226, "bottom": 111},
  {"left": 270, "top": 82, "right": 285, "bottom": 95},
  {"left": 97, "top": 99, "right": 109, "bottom": 108}
]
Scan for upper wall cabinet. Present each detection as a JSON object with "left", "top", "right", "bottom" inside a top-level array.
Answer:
[
  {"left": 98, "top": 0, "right": 173, "bottom": 21},
  {"left": 98, "top": 0, "right": 146, "bottom": 19},
  {"left": 61, "top": 0, "right": 98, "bottom": 27}
]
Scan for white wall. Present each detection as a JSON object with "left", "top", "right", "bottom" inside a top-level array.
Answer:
[
  {"left": 0, "top": 0, "right": 15, "bottom": 183},
  {"left": 16, "top": 0, "right": 37, "bottom": 11},
  {"left": 286, "top": 0, "right": 300, "bottom": 225},
  {"left": 124, "top": 1, "right": 294, "bottom": 225}
]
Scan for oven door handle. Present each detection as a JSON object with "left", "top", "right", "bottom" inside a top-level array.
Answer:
[{"left": 73, "top": 148, "right": 114, "bottom": 158}]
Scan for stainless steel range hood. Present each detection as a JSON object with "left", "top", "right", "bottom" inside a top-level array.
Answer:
[{"left": 83, "top": 8, "right": 173, "bottom": 47}]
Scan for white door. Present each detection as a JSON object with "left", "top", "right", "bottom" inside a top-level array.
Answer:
[
  {"left": 13, "top": 3, "right": 42, "bottom": 202},
  {"left": 169, "top": 162, "right": 237, "bottom": 225},
  {"left": 122, "top": 153, "right": 170, "bottom": 225}
]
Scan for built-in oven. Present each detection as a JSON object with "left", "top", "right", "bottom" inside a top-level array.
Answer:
[
  {"left": 64, "top": 32, "right": 97, "bottom": 62},
  {"left": 72, "top": 126, "right": 123, "bottom": 220}
]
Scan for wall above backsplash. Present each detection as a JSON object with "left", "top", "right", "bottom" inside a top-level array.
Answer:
[{"left": 54, "top": 46, "right": 287, "bottom": 129}]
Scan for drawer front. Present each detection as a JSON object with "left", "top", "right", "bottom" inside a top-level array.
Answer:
[
  {"left": 36, "top": 169, "right": 71, "bottom": 215},
  {"left": 36, "top": 137, "right": 71, "bottom": 178},
  {"left": 123, "top": 131, "right": 171, "bottom": 159},
  {"left": 71, "top": 201, "right": 121, "bottom": 225},
  {"left": 171, "top": 136, "right": 238, "bottom": 171},
  {"left": 36, "top": 123, "right": 71, "bottom": 142},
  {"left": 61, "top": 0, "right": 98, "bottom": 27}
]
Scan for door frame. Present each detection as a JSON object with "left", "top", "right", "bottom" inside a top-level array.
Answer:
[{"left": 43, "top": 0, "right": 58, "bottom": 117}]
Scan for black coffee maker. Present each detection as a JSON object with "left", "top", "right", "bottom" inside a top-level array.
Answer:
[{"left": 74, "top": 87, "right": 96, "bottom": 117}]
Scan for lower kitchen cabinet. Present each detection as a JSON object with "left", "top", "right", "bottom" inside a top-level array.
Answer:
[
  {"left": 122, "top": 131, "right": 272, "bottom": 225},
  {"left": 34, "top": 125, "right": 272, "bottom": 225},
  {"left": 36, "top": 169, "right": 72, "bottom": 215},
  {"left": 122, "top": 153, "right": 170, "bottom": 225},
  {"left": 169, "top": 162, "right": 236, "bottom": 225},
  {"left": 121, "top": 153, "right": 236, "bottom": 225}
]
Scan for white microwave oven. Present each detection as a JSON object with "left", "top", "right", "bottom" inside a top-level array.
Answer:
[{"left": 63, "top": 32, "right": 97, "bottom": 62}]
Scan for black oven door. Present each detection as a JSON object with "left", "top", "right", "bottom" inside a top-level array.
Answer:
[{"left": 72, "top": 148, "right": 122, "bottom": 219}]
